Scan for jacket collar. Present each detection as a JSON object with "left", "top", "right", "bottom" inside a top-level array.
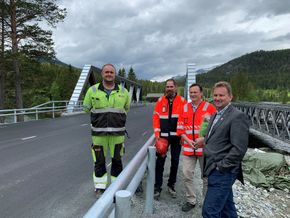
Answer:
[
  {"left": 98, "top": 82, "right": 119, "bottom": 91},
  {"left": 205, "top": 104, "right": 234, "bottom": 141}
]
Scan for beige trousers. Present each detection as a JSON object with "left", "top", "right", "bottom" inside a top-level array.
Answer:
[{"left": 182, "top": 155, "right": 207, "bottom": 205}]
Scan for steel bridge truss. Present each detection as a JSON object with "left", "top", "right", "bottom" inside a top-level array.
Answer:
[{"left": 234, "top": 102, "right": 290, "bottom": 143}]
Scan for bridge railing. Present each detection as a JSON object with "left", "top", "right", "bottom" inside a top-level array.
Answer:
[
  {"left": 233, "top": 102, "right": 290, "bottom": 143},
  {"left": 0, "top": 100, "right": 83, "bottom": 124},
  {"left": 84, "top": 134, "right": 156, "bottom": 218}
]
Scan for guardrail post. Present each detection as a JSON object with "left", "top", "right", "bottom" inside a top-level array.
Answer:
[
  {"left": 78, "top": 101, "right": 81, "bottom": 111},
  {"left": 115, "top": 190, "right": 131, "bottom": 218},
  {"left": 14, "top": 109, "right": 17, "bottom": 123},
  {"left": 52, "top": 102, "right": 55, "bottom": 118},
  {"left": 144, "top": 146, "right": 156, "bottom": 214},
  {"left": 36, "top": 109, "right": 38, "bottom": 120}
]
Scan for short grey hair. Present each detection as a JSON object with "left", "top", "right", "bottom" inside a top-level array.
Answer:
[
  {"left": 213, "top": 81, "right": 232, "bottom": 96},
  {"left": 101, "top": 63, "right": 116, "bottom": 73}
]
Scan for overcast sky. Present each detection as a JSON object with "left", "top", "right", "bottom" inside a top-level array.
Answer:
[{"left": 52, "top": 0, "right": 290, "bottom": 81}]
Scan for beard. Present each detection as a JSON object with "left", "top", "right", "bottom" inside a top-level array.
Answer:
[
  {"left": 104, "top": 76, "right": 114, "bottom": 83},
  {"left": 165, "top": 90, "right": 175, "bottom": 98}
]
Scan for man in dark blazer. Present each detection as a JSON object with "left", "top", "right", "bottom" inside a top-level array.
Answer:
[{"left": 200, "top": 81, "right": 249, "bottom": 218}]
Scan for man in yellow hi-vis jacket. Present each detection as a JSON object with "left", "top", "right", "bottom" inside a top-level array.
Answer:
[{"left": 83, "top": 63, "right": 130, "bottom": 194}]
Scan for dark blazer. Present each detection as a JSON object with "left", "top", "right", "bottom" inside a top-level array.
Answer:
[{"left": 203, "top": 104, "right": 249, "bottom": 183}]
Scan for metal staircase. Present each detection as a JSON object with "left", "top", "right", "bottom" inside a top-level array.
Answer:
[{"left": 67, "top": 64, "right": 97, "bottom": 112}]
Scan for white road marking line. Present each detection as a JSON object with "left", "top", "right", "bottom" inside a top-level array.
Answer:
[
  {"left": 107, "top": 162, "right": 112, "bottom": 167},
  {"left": 21, "top": 136, "right": 37, "bottom": 140},
  {"left": 81, "top": 124, "right": 89, "bottom": 126},
  {"left": 142, "top": 131, "right": 147, "bottom": 136}
]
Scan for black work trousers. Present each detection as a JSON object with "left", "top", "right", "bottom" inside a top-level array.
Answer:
[
  {"left": 92, "top": 143, "right": 123, "bottom": 178},
  {"left": 154, "top": 137, "right": 181, "bottom": 192}
]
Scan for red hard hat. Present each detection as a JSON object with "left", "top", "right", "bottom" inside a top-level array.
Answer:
[{"left": 155, "top": 138, "right": 168, "bottom": 157}]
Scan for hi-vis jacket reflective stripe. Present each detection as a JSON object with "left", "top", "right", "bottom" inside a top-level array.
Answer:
[
  {"left": 153, "top": 95, "right": 187, "bottom": 138},
  {"left": 83, "top": 83, "right": 130, "bottom": 136},
  {"left": 177, "top": 101, "right": 216, "bottom": 156}
]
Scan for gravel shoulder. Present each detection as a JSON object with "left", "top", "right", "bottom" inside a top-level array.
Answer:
[{"left": 131, "top": 152, "right": 290, "bottom": 218}]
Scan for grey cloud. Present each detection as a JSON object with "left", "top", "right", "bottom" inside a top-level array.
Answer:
[
  {"left": 265, "top": 33, "right": 290, "bottom": 42},
  {"left": 53, "top": 0, "right": 290, "bottom": 80},
  {"left": 247, "top": 0, "right": 290, "bottom": 16}
]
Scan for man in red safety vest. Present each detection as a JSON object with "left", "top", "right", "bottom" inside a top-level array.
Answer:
[
  {"left": 177, "top": 83, "right": 216, "bottom": 212},
  {"left": 152, "top": 79, "right": 187, "bottom": 199}
]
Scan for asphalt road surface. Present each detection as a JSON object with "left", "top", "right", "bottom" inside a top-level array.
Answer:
[{"left": 0, "top": 104, "right": 154, "bottom": 218}]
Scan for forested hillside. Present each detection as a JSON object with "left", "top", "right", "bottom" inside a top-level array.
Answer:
[
  {"left": 4, "top": 59, "right": 80, "bottom": 108},
  {"left": 197, "top": 49, "right": 290, "bottom": 102},
  {"left": 27, "top": 64, "right": 80, "bottom": 106},
  {"left": 198, "top": 49, "right": 290, "bottom": 89},
  {"left": 3, "top": 61, "right": 167, "bottom": 108},
  {"left": 3, "top": 47, "right": 290, "bottom": 109}
]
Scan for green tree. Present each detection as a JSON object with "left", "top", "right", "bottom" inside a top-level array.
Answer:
[
  {"left": 118, "top": 67, "right": 126, "bottom": 78},
  {"left": 127, "top": 66, "right": 137, "bottom": 81},
  {"left": 178, "top": 87, "right": 184, "bottom": 96},
  {"left": 40, "top": 63, "right": 79, "bottom": 102},
  {"left": 50, "top": 80, "right": 60, "bottom": 100},
  {"left": 279, "top": 89, "right": 288, "bottom": 104},
  {"left": 0, "top": 0, "right": 9, "bottom": 114},
  {"left": 230, "top": 72, "right": 255, "bottom": 101},
  {"left": 3, "top": 0, "right": 66, "bottom": 116}
]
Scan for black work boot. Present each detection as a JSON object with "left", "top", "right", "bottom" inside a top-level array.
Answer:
[
  {"left": 181, "top": 202, "right": 196, "bottom": 212},
  {"left": 154, "top": 187, "right": 161, "bottom": 200}
]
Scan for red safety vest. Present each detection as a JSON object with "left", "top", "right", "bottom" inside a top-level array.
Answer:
[
  {"left": 177, "top": 101, "right": 216, "bottom": 156},
  {"left": 153, "top": 95, "right": 187, "bottom": 138}
]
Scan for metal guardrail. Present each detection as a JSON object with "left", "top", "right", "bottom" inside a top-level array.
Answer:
[
  {"left": 0, "top": 100, "right": 83, "bottom": 124},
  {"left": 0, "top": 101, "right": 147, "bottom": 125},
  {"left": 84, "top": 134, "right": 156, "bottom": 218},
  {"left": 233, "top": 102, "right": 290, "bottom": 143}
]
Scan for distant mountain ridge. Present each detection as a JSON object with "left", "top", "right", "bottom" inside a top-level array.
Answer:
[
  {"left": 38, "top": 57, "right": 70, "bottom": 66},
  {"left": 197, "top": 48, "right": 290, "bottom": 89},
  {"left": 172, "top": 67, "right": 210, "bottom": 85}
]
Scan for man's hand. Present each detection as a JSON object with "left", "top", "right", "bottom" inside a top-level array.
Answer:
[
  {"left": 154, "top": 136, "right": 160, "bottom": 145},
  {"left": 187, "top": 140, "right": 195, "bottom": 149},
  {"left": 193, "top": 137, "right": 205, "bottom": 149},
  {"left": 181, "top": 134, "right": 195, "bottom": 149}
]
